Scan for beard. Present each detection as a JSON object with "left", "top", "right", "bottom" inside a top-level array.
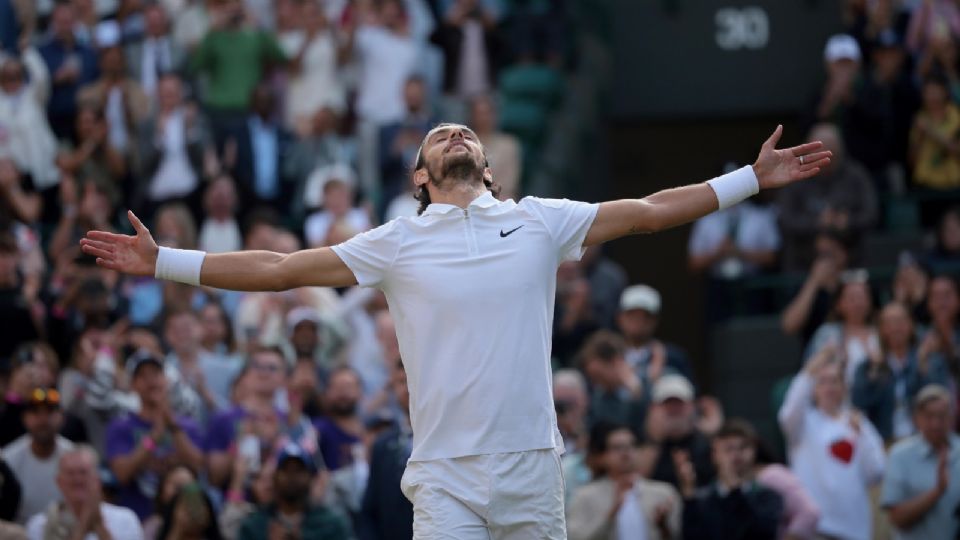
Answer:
[
  {"left": 430, "top": 152, "right": 483, "bottom": 187},
  {"left": 328, "top": 400, "right": 358, "bottom": 418}
]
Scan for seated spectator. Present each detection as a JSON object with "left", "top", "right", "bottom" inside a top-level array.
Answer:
[
  {"left": 892, "top": 251, "right": 931, "bottom": 325},
  {"left": 923, "top": 275, "right": 960, "bottom": 380},
  {"left": 881, "top": 384, "right": 960, "bottom": 539},
  {"left": 751, "top": 433, "right": 820, "bottom": 540},
  {"left": 55, "top": 105, "right": 128, "bottom": 189},
  {"left": 304, "top": 174, "right": 372, "bottom": 248},
  {"left": 156, "top": 482, "right": 224, "bottom": 540},
  {"left": 910, "top": 73, "right": 960, "bottom": 191},
  {"left": 566, "top": 422, "right": 681, "bottom": 540},
  {"left": 0, "top": 159, "right": 41, "bottom": 227},
  {"left": 279, "top": 0, "right": 347, "bottom": 130},
  {"left": 136, "top": 74, "right": 209, "bottom": 218},
  {"left": 105, "top": 351, "right": 205, "bottom": 521},
  {"left": 26, "top": 446, "right": 143, "bottom": 540},
  {"left": 553, "top": 261, "right": 599, "bottom": 365},
  {"left": 77, "top": 45, "right": 151, "bottom": 159},
  {"left": 162, "top": 308, "right": 237, "bottom": 420},
  {"left": 643, "top": 375, "right": 716, "bottom": 491},
  {"left": 237, "top": 443, "right": 351, "bottom": 540},
  {"left": 677, "top": 420, "right": 783, "bottom": 540},
  {"left": 379, "top": 76, "right": 437, "bottom": 218},
  {"left": 470, "top": 95, "right": 521, "bottom": 201},
  {"left": 124, "top": 3, "right": 185, "bottom": 101},
  {"left": 852, "top": 302, "right": 950, "bottom": 443},
  {"left": 779, "top": 348, "right": 886, "bottom": 540},
  {"left": 0, "top": 51, "right": 59, "bottom": 195},
  {"left": 554, "top": 368, "right": 589, "bottom": 455},
  {"left": 804, "top": 274, "right": 879, "bottom": 385},
  {"left": 359, "top": 359, "right": 414, "bottom": 540},
  {"left": 777, "top": 123, "right": 878, "bottom": 272},
  {"left": 315, "top": 366, "right": 365, "bottom": 471},
  {"left": 287, "top": 110, "right": 356, "bottom": 220},
  {"left": 205, "top": 346, "right": 288, "bottom": 489},
  {"left": 198, "top": 301, "right": 241, "bottom": 361},
  {"left": 579, "top": 330, "right": 646, "bottom": 430},
  {"left": 781, "top": 229, "right": 854, "bottom": 345},
  {"left": 219, "top": 447, "right": 275, "bottom": 539},
  {"left": 926, "top": 206, "right": 960, "bottom": 271},
  {"left": 142, "top": 465, "right": 197, "bottom": 540},
  {"left": 616, "top": 284, "right": 693, "bottom": 383},
  {"left": 37, "top": 2, "right": 99, "bottom": 140},
  {"left": 198, "top": 176, "right": 242, "bottom": 254},
  {"left": 1, "top": 387, "right": 74, "bottom": 524}
]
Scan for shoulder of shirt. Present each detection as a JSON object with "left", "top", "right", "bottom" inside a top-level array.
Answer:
[
  {"left": 1, "top": 434, "right": 30, "bottom": 457},
  {"left": 888, "top": 435, "right": 925, "bottom": 458},
  {"left": 100, "top": 502, "right": 140, "bottom": 522}
]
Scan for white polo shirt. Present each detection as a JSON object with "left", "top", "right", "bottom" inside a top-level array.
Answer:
[{"left": 332, "top": 191, "right": 599, "bottom": 461}]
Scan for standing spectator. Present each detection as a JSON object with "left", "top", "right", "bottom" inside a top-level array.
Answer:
[
  {"left": 910, "top": 73, "right": 960, "bottom": 191},
  {"left": 189, "top": 0, "right": 286, "bottom": 148},
  {"left": 55, "top": 105, "right": 128, "bottom": 189},
  {"left": 156, "top": 482, "right": 224, "bottom": 540},
  {"left": 579, "top": 245, "right": 628, "bottom": 332},
  {"left": 553, "top": 369, "right": 592, "bottom": 503},
  {"left": 358, "top": 359, "right": 414, "bottom": 540},
  {"left": 315, "top": 366, "right": 365, "bottom": 471},
  {"left": 26, "top": 446, "right": 144, "bottom": 540},
  {"left": 926, "top": 207, "right": 960, "bottom": 271},
  {"left": 432, "top": 0, "right": 502, "bottom": 100},
  {"left": 752, "top": 435, "right": 820, "bottom": 539},
  {"left": 198, "top": 176, "right": 243, "bottom": 254},
  {"left": 379, "top": 76, "right": 437, "bottom": 218},
  {"left": 776, "top": 123, "right": 878, "bottom": 272},
  {"left": 38, "top": 2, "right": 99, "bottom": 140},
  {"left": 778, "top": 348, "right": 886, "bottom": 540},
  {"left": 163, "top": 308, "right": 238, "bottom": 418},
  {"left": 852, "top": 302, "right": 950, "bottom": 442},
  {"left": 804, "top": 275, "right": 879, "bottom": 385},
  {"left": 198, "top": 301, "right": 240, "bottom": 361},
  {"left": 105, "top": 351, "right": 205, "bottom": 521},
  {"left": 231, "top": 83, "right": 294, "bottom": 214},
  {"left": 781, "top": 229, "right": 854, "bottom": 344},
  {"left": 0, "top": 51, "right": 59, "bottom": 195},
  {"left": 0, "top": 152, "right": 42, "bottom": 228},
  {"left": 808, "top": 35, "right": 861, "bottom": 129},
  {"left": 237, "top": 443, "right": 351, "bottom": 540},
  {"left": 469, "top": 95, "right": 521, "bottom": 201},
  {"left": 906, "top": 0, "right": 960, "bottom": 54},
  {"left": 567, "top": 422, "right": 681, "bottom": 540},
  {"left": 881, "top": 384, "right": 960, "bottom": 539},
  {"left": 1, "top": 387, "right": 74, "bottom": 524},
  {"left": 892, "top": 251, "right": 931, "bottom": 325},
  {"left": 677, "top": 420, "right": 783, "bottom": 540},
  {"left": 553, "top": 260, "right": 599, "bottom": 366},
  {"left": 923, "top": 275, "right": 960, "bottom": 381},
  {"left": 616, "top": 284, "right": 694, "bottom": 384},
  {"left": 0, "top": 233, "right": 40, "bottom": 362},
  {"left": 137, "top": 74, "right": 209, "bottom": 218},
  {"left": 579, "top": 330, "right": 646, "bottom": 430},
  {"left": 125, "top": 3, "right": 185, "bottom": 101},
  {"left": 77, "top": 46, "right": 151, "bottom": 159},
  {"left": 304, "top": 175, "right": 371, "bottom": 248},
  {"left": 142, "top": 465, "right": 197, "bottom": 540},
  {"left": 643, "top": 375, "right": 716, "bottom": 491}
]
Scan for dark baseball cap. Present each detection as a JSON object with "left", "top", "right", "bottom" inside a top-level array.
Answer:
[
  {"left": 125, "top": 349, "right": 163, "bottom": 378},
  {"left": 276, "top": 442, "right": 317, "bottom": 474}
]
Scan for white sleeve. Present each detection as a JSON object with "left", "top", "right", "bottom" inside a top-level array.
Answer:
[
  {"left": 522, "top": 197, "right": 600, "bottom": 262},
  {"left": 25, "top": 514, "right": 44, "bottom": 540},
  {"left": 857, "top": 417, "right": 887, "bottom": 486},
  {"left": 330, "top": 220, "right": 403, "bottom": 288},
  {"left": 687, "top": 216, "right": 714, "bottom": 257},
  {"left": 778, "top": 373, "right": 813, "bottom": 443}
]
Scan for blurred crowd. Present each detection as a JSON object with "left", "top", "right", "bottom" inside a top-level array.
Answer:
[{"left": 3, "top": 0, "right": 960, "bottom": 539}]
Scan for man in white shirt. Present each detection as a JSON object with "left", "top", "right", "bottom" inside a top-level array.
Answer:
[
  {"left": 26, "top": 446, "right": 143, "bottom": 540},
  {"left": 80, "top": 122, "right": 830, "bottom": 538}
]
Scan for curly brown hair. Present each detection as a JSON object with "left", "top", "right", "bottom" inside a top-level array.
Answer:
[{"left": 412, "top": 123, "right": 501, "bottom": 215}]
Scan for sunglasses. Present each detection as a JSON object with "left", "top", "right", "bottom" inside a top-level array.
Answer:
[{"left": 27, "top": 388, "right": 60, "bottom": 407}]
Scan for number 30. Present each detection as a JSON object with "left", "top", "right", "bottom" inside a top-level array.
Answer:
[{"left": 715, "top": 7, "right": 770, "bottom": 50}]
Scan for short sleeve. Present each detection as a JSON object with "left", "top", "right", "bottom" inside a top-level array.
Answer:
[
  {"left": 330, "top": 220, "right": 402, "bottom": 288},
  {"left": 104, "top": 418, "right": 134, "bottom": 461},
  {"left": 521, "top": 197, "right": 599, "bottom": 262},
  {"left": 879, "top": 448, "right": 907, "bottom": 507}
]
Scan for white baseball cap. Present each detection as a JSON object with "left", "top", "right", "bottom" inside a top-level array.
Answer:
[
  {"left": 824, "top": 34, "right": 861, "bottom": 63},
  {"left": 652, "top": 374, "right": 695, "bottom": 403},
  {"left": 619, "top": 284, "right": 661, "bottom": 314}
]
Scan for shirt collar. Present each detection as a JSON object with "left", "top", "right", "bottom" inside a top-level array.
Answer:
[
  {"left": 919, "top": 433, "right": 960, "bottom": 458},
  {"left": 422, "top": 191, "right": 499, "bottom": 216}
]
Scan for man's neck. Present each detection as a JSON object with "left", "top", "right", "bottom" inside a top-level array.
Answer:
[
  {"left": 139, "top": 403, "right": 161, "bottom": 423},
  {"left": 427, "top": 181, "right": 485, "bottom": 210},
  {"left": 277, "top": 499, "right": 306, "bottom": 517},
  {"left": 627, "top": 336, "right": 651, "bottom": 348},
  {"left": 30, "top": 437, "right": 57, "bottom": 459},
  {"left": 176, "top": 349, "right": 199, "bottom": 364},
  {"left": 245, "top": 394, "right": 274, "bottom": 411}
]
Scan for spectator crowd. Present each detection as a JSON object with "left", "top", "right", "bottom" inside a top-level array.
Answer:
[{"left": 1, "top": 0, "right": 960, "bottom": 539}]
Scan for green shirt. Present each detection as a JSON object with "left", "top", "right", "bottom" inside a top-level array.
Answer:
[
  {"left": 190, "top": 28, "right": 286, "bottom": 111},
  {"left": 237, "top": 505, "right": 352, "bottom": 540}
]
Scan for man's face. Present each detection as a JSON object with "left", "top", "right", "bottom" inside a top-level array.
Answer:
[
  {"left": 24, "top": 406, "right": 62, "bottom": 445},
  {"left": 603, "top": 429, "right": 637, "bottom": 477},
  {"left": 166, "top": 313, "right": 202, "bottom": 353},
  {"left": 145, "top": 5, "right": 168, "bottom": 36},
  {"left": 51, "top": 5, "right": 76, "bottom": 40},
  {"left": 0, "top": 61, "right": 24, "bottom": 94},
  {"left": 325, "top": 371, "right": 361, "bottom": 417},
  {"left": 879, "top": 303, "right": 912, "bottom": 350},
  {"left": 814, "top": 235, "right": 849, "bottom": 270},
  {"left": 657, "top": 398, "right": 694, "bottom": 439},
  {"left": 249, "top": 351, "right": 286, "bottom": 397},
  {"left": 133, "top": 363, "right": 167, "bottom": 405},
  {"left": 813, "top": 363, "right": 845, "bottom": 411},
  {"left": 291, "top": 321, "right": 319, "bottom": 354},
  {"left": 274, "top": 459, "right": 311, "bottom": 504},
  {"left": 929, "top": 277, "right": 960, "bottom": 323},
  {"left": 470, "top": 98, "right": 495, "bottom": 134},
  {"left": 616, "top": 309, "right": 657, "bottom": 342},
  {"left": 712, "top": 435, "right": 753, "bottom": 482},
  {"left": 915, "top": 398, "right": 952, "bottom": 448},
  {"left": 158, "top": 77, "right": 182, "bottom": 111},
  {"left": 57, "top": 452, "right": 99, "bottom": 506},
  {"left": 417, "top": 125, "right": 486, "bottom": 188},
  {"left": 404, "top": 79, "right": 426, "bottom": 112}
]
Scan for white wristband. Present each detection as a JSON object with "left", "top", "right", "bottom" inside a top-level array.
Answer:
[
  {"left": 155, "top": 246, "right": 206, "bottom": 286},
  {"left": 706, "top": 165, "right": 760, "bottom": 210}
]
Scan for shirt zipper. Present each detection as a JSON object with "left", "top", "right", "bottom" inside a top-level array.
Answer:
[{"left": 462, "top": 208, "right": 479, "bottom": 256}]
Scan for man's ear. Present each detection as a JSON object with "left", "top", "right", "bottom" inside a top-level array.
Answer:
[
  {"left": 483, "top": 167, "right": 493, "bottom": 183},
  {"left": 414, "top": 168, "right": 429, "bottom": 188}
]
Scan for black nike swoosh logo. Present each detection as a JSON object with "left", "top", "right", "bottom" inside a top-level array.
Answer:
[{"left": 500, "top": 225, "right": 524, "bottom": 238}]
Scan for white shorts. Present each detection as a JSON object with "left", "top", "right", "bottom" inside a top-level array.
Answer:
[{"left": 400, "top": 448, "right": 567, "bottom": 540}]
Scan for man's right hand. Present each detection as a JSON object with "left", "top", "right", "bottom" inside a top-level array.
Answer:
[{"left": 80, "top": 211, "right": 159, "bottom": 276}]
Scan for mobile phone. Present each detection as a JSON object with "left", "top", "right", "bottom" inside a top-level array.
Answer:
[{"left": 238, "top": 434, "right": 260, "bottom": 473}]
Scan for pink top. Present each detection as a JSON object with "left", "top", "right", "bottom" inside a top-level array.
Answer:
[{"left": 757, "top": 463, "right": 821, "bottom": 540}]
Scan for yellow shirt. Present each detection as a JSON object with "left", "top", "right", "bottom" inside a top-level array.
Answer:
[{"left": 912, "top": 104, "right": 960, "bottom": 189}]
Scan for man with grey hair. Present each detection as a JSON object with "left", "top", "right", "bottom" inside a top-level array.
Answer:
[
  {"left": 881, "top": 384, "right": 960, "bottom": 539},
  {"left": 25, "top": 445, "right": 143, "bottom": 540}
]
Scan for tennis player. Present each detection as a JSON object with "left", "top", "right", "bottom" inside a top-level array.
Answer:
[{"left": 81, "top": 123, "right": 829, "bottom": 539}]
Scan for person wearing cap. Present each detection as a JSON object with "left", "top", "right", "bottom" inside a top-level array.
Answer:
[
  {"left": 237, "top": 443, "right": 351, "bottom": 540},
  {"left": 779, "top": 347, "right": 885, "bottom": 540},
  {"left": 1, "top": 387, "right": 74, "bottom": 524},
  {"left": 811, "top": 34, "right": 861, "bottom": 128},
  {"left": 104, "top": 351, "right": 205, "bottom": 521},
  {"left": 881, "top": 384, "right": 960, "bottom": 539},
  {"left": 82, "top": 119, "right": 832, "bottom": 538},
  {"left": 616, "top": 284, "right": 694, "bottom": 385},
  {"left": 644, "top": 374, "right": 716, "bottom": 493}
]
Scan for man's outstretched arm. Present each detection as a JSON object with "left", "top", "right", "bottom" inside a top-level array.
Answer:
[
  {"left": 80, "top": 211, "right": 357, "bottom": 290},
  {"left": 584, "top": 125, "right": 832, "bottom": 246}
]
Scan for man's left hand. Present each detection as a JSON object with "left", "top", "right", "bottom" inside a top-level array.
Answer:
[{"left": 752, "top": 125, "right": 832, "bottom": 190}]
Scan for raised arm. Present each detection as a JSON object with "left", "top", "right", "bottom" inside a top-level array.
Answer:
[
  {"left": 80, "top": 211, "right": 357, "bottom": 290},
  {"left": 583, "top": 125, "right": 831, "bottom": 246}
]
